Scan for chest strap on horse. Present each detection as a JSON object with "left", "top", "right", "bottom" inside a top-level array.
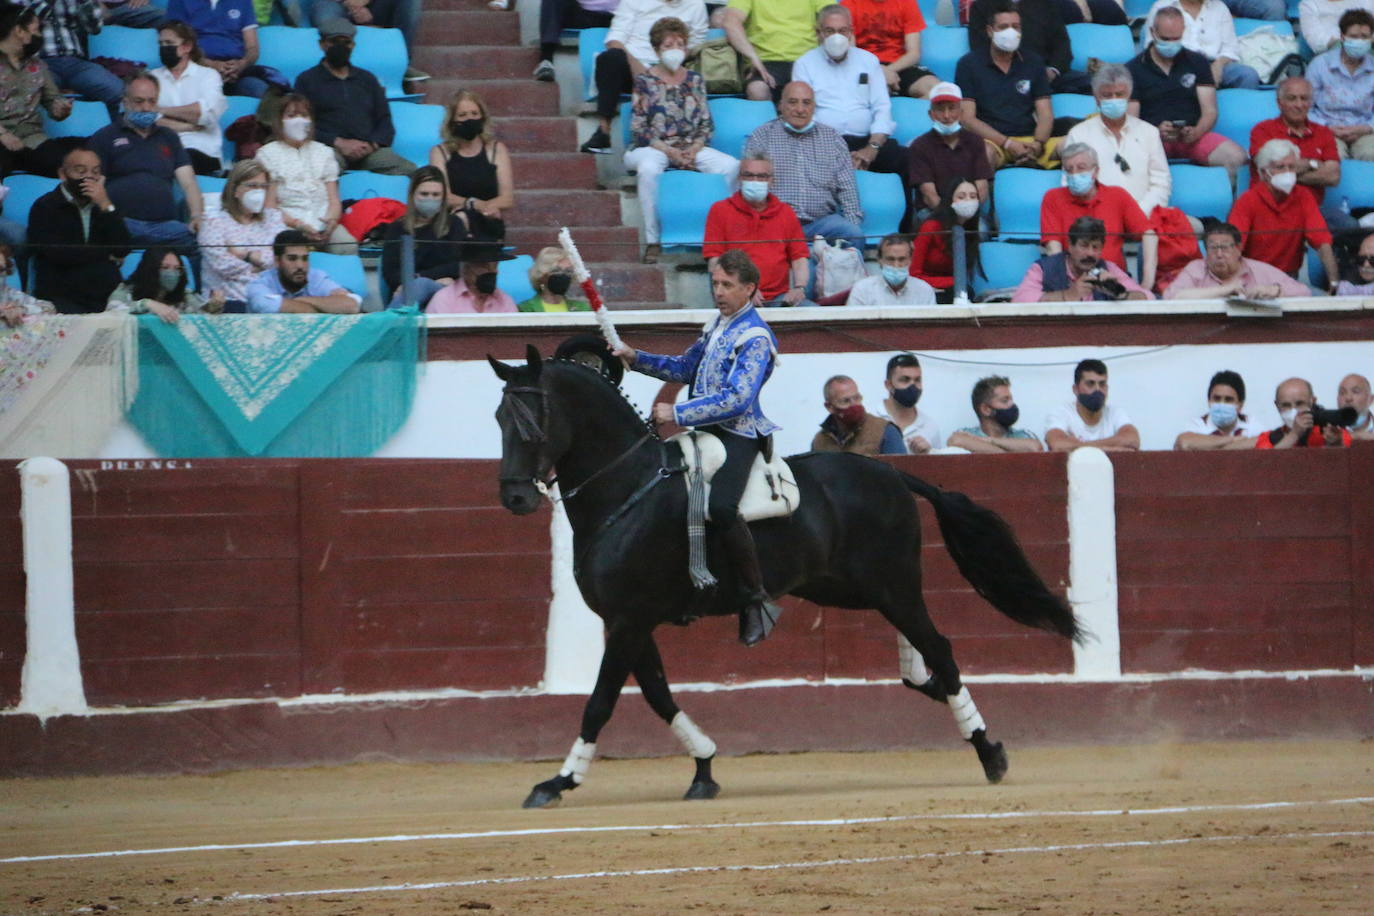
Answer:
[{"left": 685, "top": 431, "right": 717, "bottom": 591}]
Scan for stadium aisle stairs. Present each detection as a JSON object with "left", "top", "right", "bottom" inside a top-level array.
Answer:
[{"left": 410, "top": 0, "right": 669, "bottom": 307}]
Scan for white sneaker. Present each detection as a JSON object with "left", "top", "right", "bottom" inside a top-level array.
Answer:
[
  {"left": 533, "top": 60, "right": 555, "bottom": 82},
  {"left": 488, "top": 0, "right": 509, "bottom": 9},
  {"left": 1359, "top": 211, "right": 1374, "bottom": 230}
]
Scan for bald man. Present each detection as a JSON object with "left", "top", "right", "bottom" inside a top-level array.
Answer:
[
  {"left": 1337, "top": 373, "right": 1373, "bottom": 440},
  {"left": 1255, "top": 377, "right": 1352, "bottom": 448}
]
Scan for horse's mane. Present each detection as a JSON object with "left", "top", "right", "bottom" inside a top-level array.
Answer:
[{"left": 542, "top": 358, "right": 654, "bottom": 433}]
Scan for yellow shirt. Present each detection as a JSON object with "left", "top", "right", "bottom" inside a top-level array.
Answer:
[
  {"left": 540, "top": 300, "right": 570, "bottom": 313},
  {"left": 729, "top": 0, "right": 831, "bottom": 64}
]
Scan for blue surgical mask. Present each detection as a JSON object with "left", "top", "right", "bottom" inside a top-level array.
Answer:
[
  {"left": 932, "top": 119, "right": 961, "bottom": 136},
  {"left": 1153, "top": 39, "right": 1183, "bottom": 59},
  {"left": 125, "top": 109, "right": 159, "bottom": 130},
  {"left": 740, "top": 180, "right": 769, "bottom": 203},
  {"left": 892, "top": 384, "right": 921, "bottom": 408},
  {"left": 1066, "top": 170, "right": 1095, "bottom": 195},
  {"left": 880, "top": 264, "right": 909, "bottom": 288},
  {"left": 414, "top": 197, "right": 442, "bottom": 218},
  {"left": 1098, "top": 97, "right": 1128, "bottom": 120},
  {"left": 1343, "top": 37, "right": 1372, "bottom": 58},
  {"left": 1209, "top": 402, "right": 1239, "bottom": 428},
  {"left": 1077, "top": 390, "right": 1106, "bottom": 413},
  {"left": 158, "top": 268, "right": 181, "bottom": 291},
  {"left": 784, "top": 119, "right": 816, "bottom": 135}
]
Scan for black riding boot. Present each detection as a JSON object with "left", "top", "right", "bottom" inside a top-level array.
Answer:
[{"left": 722, "top": 517, "right": 781, "bottom": 647}]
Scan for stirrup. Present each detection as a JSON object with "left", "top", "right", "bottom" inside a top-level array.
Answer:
[{"left": 738, "top": 598, "right": 781, "bottom": 647}]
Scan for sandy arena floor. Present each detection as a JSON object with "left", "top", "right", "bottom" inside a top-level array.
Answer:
[{"left": 2, "top": 739, "right": 1372, "bottom": 914}]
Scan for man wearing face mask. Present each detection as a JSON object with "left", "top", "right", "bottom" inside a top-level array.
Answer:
[
  {"left": 878, "top": 351, "right": 942, "bottom": 453},
  {"left": 1248, "top": 77, "right": 1352, "bottom": 234},
  {"left": 0, "top": 4, "right": 77, "bottom": 179},
  {"left": 166, "top": 0, "right": 269, "bottom": 98},
  {"left": 1065, "top": 65, "right": 1171, "bottom": 218},
  {"left": 1040, "top": 143, "right": 1157, "bottom": 290},
  {"left": 1045, "top": 358, "right": 1140, "bottom": 452},
  {"left": 703, "top": 151, "right": 812, "bottom": 305},
  {"left": 150, "top": 21, "right": 228, "bottom": 177},
  {"left": 791, "top": 5, "right": 902, "bottom": 174},
  {"left": 967, "top": 0, "right": 1089, "bottom": 95},
  {"left": 948, "top": 375, "right": 1044, "bottom": 453},
  {"left": 1174, "top": 369, "right": 1260, "bottom": 449},
  {"left": 1143, "top": 0, "right": 1261, "bottom": 90},
  {"left": 907, "top": 82, "right": 992, "bottom": 213},
  {"left": 845, "top": 234, "right": 935, "bottom": 305},
  {"left": 294, "top": 20, "right": 416, "bottom": 176},
  {"left": 1255, "top": 376, "right": 1353, "bottom": 448},
  {"left": 812, "top": 374, "right": 905, "bottom": 454},
  {"left": 34, "top": 0, "right": 125, "bottom": 119},
  {"left": 245, "top": 229, "right": 361, "bottom": 314},
  {"left": 1016, "top": 216, "right": 1152, "bottom": 302},
  {"left": 1228, "top": 137, "right": 1340, "bottom": 286},
  {"left": 1336, "top": 372, "right": 1373, "bottom": 440},
  {"left": 28, "top": 145, "right": 132, "bottom": 314},
  {"left": 424, "top": 240, "right": 519, "bottom": 313},
  {"left": 1307, "top": 10, "right": 1374, "bottom": 164}
]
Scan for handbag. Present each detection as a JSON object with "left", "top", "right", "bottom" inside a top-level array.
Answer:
[
  {"left": 690, "top": 38, "right": 744, "bottom": 95},
  {"left": 1236, "top": 27, "right": 1303, "bottom": 85},
  {"left": 811, "top": 237, "right": 867, "bottom": 299}
]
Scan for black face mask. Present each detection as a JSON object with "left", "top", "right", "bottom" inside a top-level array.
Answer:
[
  {"left": 324, "top": 44, "right": 352, "bottom": 68},
  {"left": 474, "top": 271, "right": 498, "bottom": 295},
  {"left": 64, "top": 178, "right": 87, "bottom": 201},
  {"left": 22, "top": 35, "right": 43, "bottom": 58},
  {"left": 158, "top": 45, "right": 181, "bottom": 68},
  {"left": 452, "top": 118, "right": 484, "bottom": 141},
  {"left": 545, "top": 272, "right": 572, "bottom": 296},
  {"left": 891, "top": 384, "right": 921, "bottom": 408},
  {"left": 991, "top": 404, "right": 1020, "bottom": 429}
]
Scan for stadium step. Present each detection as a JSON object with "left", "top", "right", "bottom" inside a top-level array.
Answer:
[
  {"left": 506, "top": 225, "right": 639, "bottom": 263},
  {"left": 420, "top": 10, "right": 521, "bottom": 45},
  {"left": 423, "top": 78, "right": 560, "bottom": 117},
  {"left": 411, "top": 45, "right": 538, "bottom": 81},
  {"left": 510, "top": 153, "right": 598, "bottom": 189},
  {"left": 489, "top": 116, "right": 577, "bottom": 153},
  {"left": 585, "top": 263, "right": 667, "bottom": 304},
  {"left": 508, "top": 189, "right": 622, "bottom": 227}
]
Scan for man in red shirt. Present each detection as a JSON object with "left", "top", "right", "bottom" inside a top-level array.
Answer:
[
  {"left": 842, "top": 0, "right": 938, "bottom": 98},
  {"left": 1255, "top": 377, "right": 1353, "bottom": 448},
  {"left": 1248, "top": 76, "right": 1355, "bottom": 233},
  {"left": 1040, "top": 142, "right": 1157, "bottom": 290},
  {"left": 702, "top": 151, "right": 812, "bottom": 305},
  {"left": 1228, "top": 138, "right": 1339, "bottom": 285}
]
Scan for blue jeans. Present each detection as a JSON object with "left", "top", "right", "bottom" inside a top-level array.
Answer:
[
  {"left": 390, "top": 275, "right": 443, "bottom": 309},
  {"left": 103, "top": 3, "right": 166, "bottom": 27},
  {"left": 1221, "top": 0, "right": 1286, "bottom": 19},
  {"left": 223, "top": 74, "right": 270, "bottom": 98},
  {"left": 41, "top": 55, "right": 124, "bottom": 116},
  {"left": 1219, "top": 60, "right": 1261, "bottom": 90},
  {"left": 311, "top": 0, "right": 421, "bottom": 49},
  {"left": 801, "top": 214, "right": 866, "bottom": 252}
]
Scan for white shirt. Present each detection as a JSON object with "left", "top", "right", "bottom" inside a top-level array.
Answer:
[
  {"left": 1299, "top": 0, "right": 1372, "bottom": 54},
  {"left": 255, "top": 140, "right": 340, "bottom": 230},
  {"left": 151, "top": 60, "right": 228, "bottom": 163},
  {"left": 1065, "top": 114, "right": 1172, "bottom": 215},
  {"left": 1184, "top": 413, "right": 1260, "bottom": 436},
  {"left": 1044, "top": 402, "right": 1134, "bottom": 441},
  {"left": 882, "top": 408, "right": 944, "bottom": 451},
  {"left": 606, "top": 0, "right": 710, "bottom": 66},
  {"left": 846, "top": 272, "right": 936, "bottom": 306},
  {"left": 791, "top": 45, "right": 896, "bottom": 139},
  {"left": 1146, "top": 0, "right": 1241, "bottom": 62}
]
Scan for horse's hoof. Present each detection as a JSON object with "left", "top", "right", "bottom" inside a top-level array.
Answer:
[
  {"left": 683, "top": 779, "right": 720, "bottom": 800},
  {"left": 522, "top": 778, "right": 568, "bottom": 808},
  {"left": 978, "top": 741, "right": 1008, "bottom": 784}
]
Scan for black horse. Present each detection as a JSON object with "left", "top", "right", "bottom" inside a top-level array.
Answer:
[{"left": 490, "top": 346, "right": 1083, "bottom": 808}]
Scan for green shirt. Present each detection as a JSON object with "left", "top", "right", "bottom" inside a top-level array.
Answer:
[
  {"left": 954, "top": 425, "right": 1036, "bottom": 439},
  {"left": 728, "top": 0, "right": 831, "bottom": 64},
  {"left": 516, "top": 295, "right": 591, "bottom": 313}
]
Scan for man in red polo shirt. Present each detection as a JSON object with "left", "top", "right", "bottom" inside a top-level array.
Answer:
[
  {"left": 1255, "top": 377, "right": 1353, "bottom": 448},
  {"left": 1040, "top": 142, "right": 1158, "bottom": 290},
  {"left": 1229, "top": 138, "right": 1340, "bottom": 287},
  {"left": 702, "top": 151, "right": 812, "bottom": 306},
  {"left": 1248, "top": 76, "right": 1355, "bottom": 233}
]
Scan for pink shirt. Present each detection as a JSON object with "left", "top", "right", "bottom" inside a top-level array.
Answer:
[
  {"left": 1013, "top": 257, "right": 1152, "bottom": 303},
  {"left": 425, "top": 279, "right": 518, "bottom": 314},
  {"left": 1163, "top": 257, "right": 1311, "bottom": 298}
]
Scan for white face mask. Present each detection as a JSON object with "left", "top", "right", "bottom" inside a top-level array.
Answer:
[
  {"left": 952, "top": 198, "right": 980, "bottom": 221},
  {"left": 240, "top": 188, "right": 267, "bottom": 214},
  {"left": 660, "top": 48, "right": 686, "bottom": 71},
  {"left": 1268, "top": 170, "right": 1297, "bottom": 194},
  {"left": 283, "top": 116, "right": 312, "bottom": 143},
  {"left": 823, "top": 32, "right": 850, "bottom": 59},
  {"left": 992, "top": 27, "right": 1021, "bottom": 53},
  {"left": 1279, "top": 408, "right": 1298, "bottom": 427}
]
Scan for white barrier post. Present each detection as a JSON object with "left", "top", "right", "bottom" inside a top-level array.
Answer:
[
  {"left": 17, "top": 457, "right": 88, "bottom": 717},
  {"left": 1066, "top": 448, "right": 1121, "bottom": 679},
  {"left": 542, "top": 496, "right": 604, "bottom": 694}
]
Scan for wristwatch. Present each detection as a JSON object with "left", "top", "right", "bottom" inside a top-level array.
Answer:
[
  {"left": 868, "top": 141, "right": 882, "bottom": 150},
  {"left": 1308, "top": 158, "right": 1319, "bottom": 172}
]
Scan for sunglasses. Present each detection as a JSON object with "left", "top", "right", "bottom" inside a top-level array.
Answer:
[
  {"left": 1357, "top": 255, "right": 1374, "bottom": 266},
  {"left": 1114, "top": 153, "right": 1131, "bottom": 174}
]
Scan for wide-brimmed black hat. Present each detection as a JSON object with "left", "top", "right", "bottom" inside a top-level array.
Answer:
[
  {"left": 555, "top": 333, "right": 623, "bottom": 385},
  {"left": 463, "top": 240, "right": 518, "bottom": 263}
]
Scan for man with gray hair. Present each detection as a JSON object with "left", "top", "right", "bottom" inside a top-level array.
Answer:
[
  {"left": 1144, "top": 0, "right": 1261, "bottom": 89},
  {"left": 1040, "top": 142, "right": 1157, "bottom": 290},
  {"left": 1066, "top": 64, "right": 1171, "bottom": 217},
  {"left": 1228, "top": 136, "right": 1339, "bottom": 286},
  {"left": 1248, "top": 76, "right": 1353, "bottom": 233}
]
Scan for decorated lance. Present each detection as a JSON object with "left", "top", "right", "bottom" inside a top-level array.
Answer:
[{"left": 558, "top": 226, "right": 623, "bottom": 352}]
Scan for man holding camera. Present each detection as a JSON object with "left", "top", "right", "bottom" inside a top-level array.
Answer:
[
  {"left": 1255, "top": 377, "right": 1353, "bottom": 448},
  {"left": 1015, "top": 216, "right": 1153, "bottom": 303}
]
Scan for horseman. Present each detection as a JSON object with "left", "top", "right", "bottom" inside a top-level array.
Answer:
[{"left": 612, "top": 249, "right": 783, "bottom": 647}]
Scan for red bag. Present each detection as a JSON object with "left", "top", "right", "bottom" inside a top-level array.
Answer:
[
  {"left": 1149, "top": 205, "right": 1200, "bottom": 293},
  {"left": 224, "top": 115, "right": 271, "bottom": 162},
  {"left": 339, "top": 198, "right": 407, "bottom": 243}
]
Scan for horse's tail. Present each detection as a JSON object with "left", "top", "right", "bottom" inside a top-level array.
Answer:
[{"left": 899, "top": 471, "right": 1086, "bottom": 644}]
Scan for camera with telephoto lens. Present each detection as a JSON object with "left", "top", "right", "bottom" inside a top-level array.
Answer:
[
  {"left": 1309, "top": 405, "right": 1358, "bottom": 427},
  {"left": 1086, "top": 268, "right": 1127, "bottom": 300}
]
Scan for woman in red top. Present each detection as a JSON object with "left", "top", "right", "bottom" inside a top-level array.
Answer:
[{"left": 910, "top": 177, "right": 982, "bottom": 292}]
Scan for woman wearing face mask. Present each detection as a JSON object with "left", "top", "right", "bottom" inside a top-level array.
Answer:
[
  {"left": 909, "top": 177, "right": 984, "bottom": 297},
  {"left": 1174, "top": 369, "right": 1259, "bottom": 450},
  {"left": 518, "top": 246, "right": 591, "bottom": 313},
  {"left": 256, "top": 94, "right": 358, "bottom": 255},
  {"left": 428, "top": 89, "right": 514, "bottom": 245},
  {"left": 380, "top": 166, "right": 468, "bottom": 310},
  {"left": 199, "top": 160, "right": 287, "bottom": 310},
  {"left": 106, "top": 247, "right": 225, "bottom": 324},
  {"left": 622, "top": 17, "right": 740, "bottom": 264},
  {"left": 150, "top": 20, "right": 228, "bottom": 177},
  {"left": 0, "top": 243, "right": 56, "bottom": 327}
]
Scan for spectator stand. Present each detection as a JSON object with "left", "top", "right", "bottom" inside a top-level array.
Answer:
[
  {"left": 708, "top": 99, "right": 775, "bottom": 159},
  {"left": 41, "top": 101, "right": 110, "bottom": 139},
  {"left": 312, "top": 251, "right": 370, "bottom": 304},
  {"left": 1, "top": 176, "right": 59, "bottom": 233},
  {"left": 1168, "top": 164, "right": 1233, "bottom": 222},
  {"left": 856, "top": 171, "right": 903, "bottom": 245},
  {"left": 972, "top": 240, "right": 1040, "bottom": 300},
  {"left": 920, "top": 27, "right": 969, "bottom": 83},
  {"left": 891, "top": 98, "right": 933, "bottom": 146},
  {"left": 1051, "top": 94, "right": 1098, "bottom": 121},
  {"left": 88, "top": 26, "right": 158, "bottom": 70},
  {"left": 992, "top": 168, "right": 1060, "bottom": 243},
  {"left": 657, "top": 170, "right": 730, "bottom": 251},
  {"left": 220, "top": 96, "right": 261, "bottom": 166},
  {"left": 498, "top": 254, "right": 536, "bottom": 304},
  {"left": 1065, "top": 24, "right": 1136, "bottom": 72},
  {"left": 388, "top": 102, "right": 445, "bottom": 170},
  {"left": 1214, "top": 88, "right": 1279, "bottom": 148}
]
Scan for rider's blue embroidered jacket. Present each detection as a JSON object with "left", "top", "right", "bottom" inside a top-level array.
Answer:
[{"left": 633, "top": 304, "right": 780, "bottom": 438}]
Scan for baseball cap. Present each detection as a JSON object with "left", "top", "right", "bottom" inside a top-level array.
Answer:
[
  {"left": 319, "top": 18, "right": 357, "bottom": 40},
  {"left": 929, "top": 82, "right": 963, "bottom": 104}
]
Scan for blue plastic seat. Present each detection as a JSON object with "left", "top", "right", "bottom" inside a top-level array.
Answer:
[
  {"left": 1214, "top": 88, "right": 1277, "bottom": 148},
  {"left": 354, "top": 28, "right": 418, "bottom": 100},
  {"left": 310, "top": 251, "right": 368, "bottom": 301},
  {"left": 257, "top": 25, "right": 320, "bottom": 88},
  {"left": 580, "top": 27, "right": 609, "bottom": 101},
  {"left": 121, "top": 251, "right": 197, "bottom": 292},
  {"left": 856, "top": 171, "right": 903, "bottom": 245},
  {"left": 707, "top": 98, "right": 775, "bottom": 157},
  {"left": 1232, "top": 18, "right": 1293, "bottom": 38},
  {"left": 1, "top": 175, "right": 59, "bottom": 229},
  {"left": 921, "top": 27, "right": 969, "bottom": 83},
  {"left": 387, "top": 101, "right": 444, "bottom": 169},
  {"left": 1168, "top": 164, "right": 1233, "bottom": 221},
  {"left": 1331, "top": 159, "right": 1374, "bottom": 211},
  {"left": 992, "top": 168, "right": 1060, "bottom": 241},
  {"left": 41, "top": 100, "right": 110, "bottom": 139},
  {"left": 1305, "top": 246, "right": 1327, "bottom": 291},
  {"left": 87, "top": 25, "right": 158, "bottom": 68},
  {"left": 497, "top": 254, "right": 536, "bottom": 303},
  {"left": 890, "top": 97, "right": 932, "bottom": 146},
  {"left": 1066, "top": 24, "right": 1136, "bottom": 72},
  {"left": 619, "top": 100, "right": 634, "bottom": 148},
  {"left": 1051, "top": 93, "right": 1098, "bottom": 120},
  {"left": 196, "top": 175, "right": 228, "bottom": 196},
  {"left": 1124, "top": 0, "right": 1153, "bottom": 19},
  {"left": 972, "top": 241, "right": 1041, "bottom": 298},
  {"left": 220, "top": 96, "right": 261, "bottom": 164},
  {"left": 338, "top": 170, "right": 411, "bottom": 203},
  {"left": 658, "top": 171, "right": 730, "bottom": 249}
]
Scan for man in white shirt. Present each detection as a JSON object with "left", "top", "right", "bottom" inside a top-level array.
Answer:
[
  {"left": 1065, "top": 64, "right": 1171, "bottom": 217},
  {"left": 879, "top": 351, "right": 943, "bottom": 453},
  {"left": 1173, "top": 368, "right": 1261, "bottom": 449},
  {"left": 790, "top": 4, "right": 902, "bottom": 174},
  {"left": 1044, "top": 358, "right": 1141, "bottom": 451},
  {"left": 1337, "top": 372, "right": 1373, "bottom": 440},
  {"left": 846, "top": 234, "right": 936, "bottom": 305},
  {"left": 579, "top": 0, "right": 709, "bottom": 153},
  {"left": 1145, "top": 0, "right": 1261, "bottom": 89},
  {"left": 152, "top": 21, "right": 228, "bottom": 177}
]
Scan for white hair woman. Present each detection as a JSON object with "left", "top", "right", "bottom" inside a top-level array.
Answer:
[{"left": 518, "top": 246, "right": 590, "bottom": 313}]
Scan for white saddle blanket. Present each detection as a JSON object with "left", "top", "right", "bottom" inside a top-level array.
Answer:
[{"left": 669, "top": 431, "right": 801, "bottom": 522}]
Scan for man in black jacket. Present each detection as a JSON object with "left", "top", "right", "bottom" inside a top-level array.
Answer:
[
  {"left": 967, "top": 0, "right": 1091, "bottom": 94},
  {"left": 29, "top": 146, "right": 131, "bottom": 313}
]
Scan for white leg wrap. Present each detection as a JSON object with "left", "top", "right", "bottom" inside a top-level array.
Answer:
[
  {"left": 898, "top": 635, "right": 928, "bottom": 683},
  {"left": 558, "top": 737, "right": 596, "bottom": 785},
  {"left": 670, "top": 711, "right": 717, "bottom": 759},
  {"left": 948, "top": 686, "right": 986, "bottom": 740}
]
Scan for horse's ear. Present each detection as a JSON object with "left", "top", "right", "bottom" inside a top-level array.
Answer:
[
  {"left": 525, "top": 344, "right": 543, "bottom": 377},
  {"left": 487, "top": 354, "right": 514, "bottom": 381}
]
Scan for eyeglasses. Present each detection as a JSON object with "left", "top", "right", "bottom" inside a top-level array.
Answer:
[
  {"left": 1114, "top": 153, "right": 1131, "bottom": 174},
  {"left": 739, "top": 171, "right": 772, "bottom": 180},
  {"left": 1356, "top": 255, "right": 1374, "bottom": 266}
]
